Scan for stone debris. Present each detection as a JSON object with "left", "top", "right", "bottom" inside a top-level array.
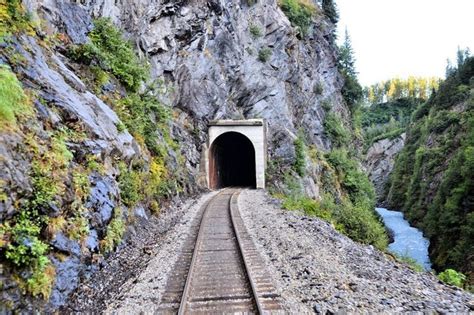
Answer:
[
  {"left": 63, "top": 191, "right": 217, "bottom": 313},
  {"left": 238, "top": 189, "right": 473, "bottom": 313},
  {"left": 70, "top": 189, "right": 474, "bottom": 313}
]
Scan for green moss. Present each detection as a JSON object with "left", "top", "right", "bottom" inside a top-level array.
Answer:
[{"left": 0, "top": 65, "right": 30, "bottom": 129}]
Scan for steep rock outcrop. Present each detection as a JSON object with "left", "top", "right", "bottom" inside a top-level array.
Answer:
[
  {"left": 0, "top": 0, "right": 349, "bottom": 311},
  {"left": 364, "top": 134, "right": 405, "bottom": 201}
]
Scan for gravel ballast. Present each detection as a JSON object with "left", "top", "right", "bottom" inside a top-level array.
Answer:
[
  {"left": 238, "top": 190, "right": 474, "bottom": 313},
  {"left": 64, "top": 191, "right": 217, "bottom": 313},
  {"left": 71, "top": 189, "right": 473, "bottom": 313}
]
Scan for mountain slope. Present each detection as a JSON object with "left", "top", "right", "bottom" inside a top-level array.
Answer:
[{"left": 386, "top": 57, "right": 474, "bottom": 284}]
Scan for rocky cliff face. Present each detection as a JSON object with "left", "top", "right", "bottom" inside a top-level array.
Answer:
[
  {"left": 1, "top": 0, "right": 348, "bottom": 311},
  {"left": 364, "top": 134, "right": 405, "bottom": 201}
]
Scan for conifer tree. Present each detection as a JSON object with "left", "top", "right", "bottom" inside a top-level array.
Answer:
[
  {"left": 338, "top": 29, "right": 363, "bottom": 108},
  {"left": 322, "top": 0, "right": 339, "bottom": 24}
]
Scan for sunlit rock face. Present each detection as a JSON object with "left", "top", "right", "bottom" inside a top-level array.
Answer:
[{"left": 0, "top": 0, "right": 349, "bottom": 311}]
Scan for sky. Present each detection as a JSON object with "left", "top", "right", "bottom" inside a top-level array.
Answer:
[{"left": 336, "top": 0, "right": 474, "bottom": 86}]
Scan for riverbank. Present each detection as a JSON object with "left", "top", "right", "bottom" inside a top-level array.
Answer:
[
  {"left": 376, "top": 207, "right": 432, "bottom": 271},
  {"left": 239, "top": 190, "right": 474, "bottom": 313}
]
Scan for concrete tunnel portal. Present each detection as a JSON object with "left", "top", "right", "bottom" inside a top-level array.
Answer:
[
  {"left": 210, "top": 132, "right": 256, "bottom": 189},
  {"left": 206, "top": 120, "right": 266, "bottom": 190}
]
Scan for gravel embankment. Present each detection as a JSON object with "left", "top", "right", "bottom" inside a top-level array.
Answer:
[
  {"left": 238, "top": 190, "right": 474, "bottom": 313},
  {"left": 64, "top": 191, "right": 217, "bottom": 313},
  {"left": 102, "top": 191, "right": 217, "bottom": 313},
  {"left": 72, "top": 189, "right": 473, "bottom": 313}
]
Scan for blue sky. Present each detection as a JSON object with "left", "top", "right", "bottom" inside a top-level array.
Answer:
[{"left": 336, "top": 0, "right": 474, "bottom": 86}]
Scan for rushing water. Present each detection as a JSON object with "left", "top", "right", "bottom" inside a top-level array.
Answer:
[{"left": 375, "top": 207, "right": 432, "bottom": 271}]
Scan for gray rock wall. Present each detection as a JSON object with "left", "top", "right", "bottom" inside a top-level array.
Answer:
[
  {"left": 365, "top": 134, "right": 406, "bottom": 201},
  {"left": 0, "top": 0, "right": 349, "bottom": 311}
]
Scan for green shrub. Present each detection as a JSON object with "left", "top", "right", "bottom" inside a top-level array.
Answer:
[
  {"left": 322, "top": 0, "right": 339, "bottom": 24},
  {"left": 258, "top": 47, "right": 272, "bottom": 62},
  {"left": 68, "top": 18, "right": 148, "bottom": 92},
  {"left": 67, "top": 214, "right": 90, "bottom": 241},
  {"left": 1, "top": 209, "right": 55, "bottom": 299},
  {"left": 279, "top": 148, "right": 387, "bottom": 249},
  {"left": 321, "top": 99, "right": 331, "bottom": 112},
  {"left": 22, "top": 264, "right": 55, "bottom": 299},
  {"left": 118, "top": 162, "right": 143, "bottom": 208},
  {"left": 323, "top": 112, "right": 350, "bottom": 147},
  {"left": 438, "top": 269, "right": 467, "bottom": 287},
  {"left": 293, "top": 136, "right": 306, "bottom": 176},
  {"left": 0, "top": 0, "right": 33, "bottom": 38},
  {"left": 283, "top": 195, "right": 333, "bottom": 222},
  {"left": 0, "top": 65, "right": 30, "bottom": 128},
  {"left": 100, "top": 208, "right": 126, "bottom": 253},
  {"left": 334, "top": 198, "right": 388, "bottom": 249},
  {"left": 115, "top": 89, "right": 170, "bottom": 156},
  {"left": 278, "top": 0, "right": 316, "bottom": 37},
  {"left": 313, "top": 83, "right": 324, "bottom": 95},
  {"left": 249, "top": 24, "right": 262, "bottom": 38}
]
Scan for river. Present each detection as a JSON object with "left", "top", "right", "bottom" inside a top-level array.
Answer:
[{"left": 375, "top": 207, "right": 432, "bottom": 271}]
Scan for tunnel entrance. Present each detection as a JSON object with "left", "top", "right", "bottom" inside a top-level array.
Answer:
[{"left": 209, "top": 132, "right": 256, "bottom": 189}]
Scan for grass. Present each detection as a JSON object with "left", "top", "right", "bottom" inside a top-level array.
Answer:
[
  {"left": 393, "top": 253, "right": 424, "bottom": 272},
  {"left": 0, "top": 65, "right": 30, "bottom": 129}
]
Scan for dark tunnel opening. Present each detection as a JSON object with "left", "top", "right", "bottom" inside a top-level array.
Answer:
[{"left": 209, "top": 132, "right": 256, "bottom": 189}]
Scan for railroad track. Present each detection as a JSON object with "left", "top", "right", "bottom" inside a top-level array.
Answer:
[{"left": 158, "top": 189, "right": 284, "bottom": 314}]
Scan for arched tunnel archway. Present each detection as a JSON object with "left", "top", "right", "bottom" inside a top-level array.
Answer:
[{"left": 209, "top": 132, "right": 256, "bottom": 189}]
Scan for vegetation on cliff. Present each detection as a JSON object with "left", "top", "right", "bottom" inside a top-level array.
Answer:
[
  {"left": 386, "top": 55, "right": 474, "bottom": 286},
  {"left": 270, "top": 24, "right": 388, "bottom": 250},
  {"left": 361, "top": 98, "right": 422, "bottom": 150},
  {"left": 0, "top": 9, "right": 182, "bottom": 303}
]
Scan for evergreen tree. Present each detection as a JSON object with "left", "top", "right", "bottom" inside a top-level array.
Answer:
[
  {"left": 338, "top": 29, "right": 362, "bottom": 108},
  {"left": 338, "top": 29, "right": 356, "bottom": 76},
  {"left": 322, "top": 0, "right": 339, "bottom": 24}
]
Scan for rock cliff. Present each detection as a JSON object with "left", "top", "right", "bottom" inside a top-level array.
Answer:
[
  {"left": 364, "top": 134, "right": 405, "bottom": 201},
  {"left": 0, "top": 0, "right": 350, "bottom": 311}
]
